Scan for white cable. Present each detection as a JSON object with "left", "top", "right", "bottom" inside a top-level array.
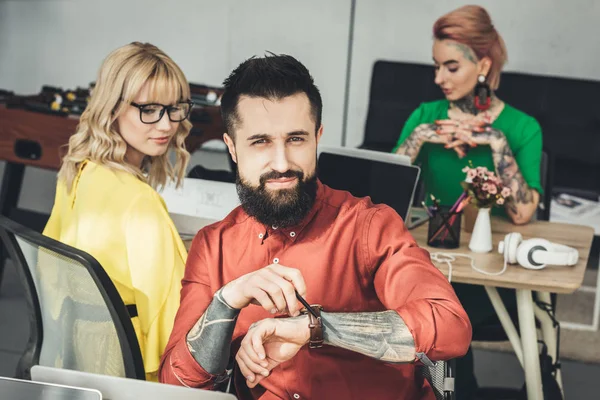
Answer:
[
  {"left": 430, "top": 253, "right": 457, "bottom": 283},
  {"left": 430, "top": 252, "right": 509, "bottom": 281}
]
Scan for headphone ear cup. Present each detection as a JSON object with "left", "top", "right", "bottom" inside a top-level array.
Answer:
[
  {"left": 517, "top": 238, "right": 552, "bottom": 269},
  {"left": 504, "top": 232, "right": 522, "bottom": 264}
]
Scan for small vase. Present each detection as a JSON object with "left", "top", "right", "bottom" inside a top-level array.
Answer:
[{"left": 469, "top": 207, "right": 493, "bottom": 253}]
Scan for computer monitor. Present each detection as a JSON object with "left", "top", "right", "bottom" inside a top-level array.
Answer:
[
  {"left": 31, "top": 365, "right": 236, "bottom": 400},
  {"left": 317, "top": 146, "right": 420, "bottom": 222},
  {"left": 0, "top": 375, "right": 102, "bottom": 400}
]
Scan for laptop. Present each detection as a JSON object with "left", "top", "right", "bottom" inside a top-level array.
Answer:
[
  {"left": 31, "top": 365, "right": 237, "bottom": 400},
  {"left": 317, "top": 146, "right": 428, "bottom": 229},
  {"left": 0, "top": 375, "right": 102, "bottom": 400}
]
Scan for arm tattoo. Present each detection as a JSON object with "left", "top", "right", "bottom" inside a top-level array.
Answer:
[
  {"left": 489, "top": 132, "right": 535, "bottom": 217},
  {"left": 321, "top": 310, "right": 415, "bottom": 363},
  {"left": 395, "top": 123, "right": 437, "bottom": 163},
  {"left": 186, "top": 289, "right": 240, "bottom": 374}
]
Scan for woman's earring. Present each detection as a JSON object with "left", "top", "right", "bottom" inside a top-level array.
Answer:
[{"left": 474, "top": 74, "right": 491, "bottom": 111}]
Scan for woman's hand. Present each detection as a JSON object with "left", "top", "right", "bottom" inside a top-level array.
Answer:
[
  {"left": 434, "top": 119, "right": 505, "bottom": 158},
  {"left": 396, "top": 120, "right": 504, "bottom": 161}
]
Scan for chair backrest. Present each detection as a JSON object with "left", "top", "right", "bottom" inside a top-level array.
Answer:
[
  {"left": 0, "top": 216, "right": 145, "bottom": 380},
  {"left": 361, "top": 61, "right": 441, "bottom": 152},
  {"left": 419, "top": 359, "right": 455, "bottom": 400},
  {"left": 537, "top": 149, "right": 554, "bottom": 221}
]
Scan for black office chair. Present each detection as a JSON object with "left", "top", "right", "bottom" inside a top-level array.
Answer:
[
  {"left": 537, "top": 149, "right": 554, "bottom": 222},
  {"left": 359, "top": 61, "right": 441, "bottom": 152},
  {"left": 419, "top": 359, "right": 456, "bottom": 400},
  {"left": 0, "top": 216, "right": 145, "bottom": 380}
]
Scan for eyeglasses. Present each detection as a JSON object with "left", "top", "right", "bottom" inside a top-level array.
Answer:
[{"left": 130, "top": 100, "right": 194, "bottom": 124}]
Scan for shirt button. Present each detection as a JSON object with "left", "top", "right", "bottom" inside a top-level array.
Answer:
[
  {"left": 293, "top": 394, "right": 300, "bottom": 399},
  {"left": 258, "top": 233, "right": 264, "bottom": 239},
  {"left": 273, "top": 258, "right": 279, "bottom": 264},
  {"left": 290, "top": 232, "right": 296, "bottom": 237}
]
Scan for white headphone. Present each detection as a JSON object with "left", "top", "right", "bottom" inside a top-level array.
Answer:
[{"left": 498, "top": 232, "right": 579, "bottom": 270}]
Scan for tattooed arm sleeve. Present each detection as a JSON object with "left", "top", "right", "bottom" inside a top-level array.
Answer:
[
  {"left": 488, "top": 129, "right": 540, "bottom": 224},
  {"left": 394, "top": 123, "right": 438, "bottom": 163},
  {"left": 186, "top": 289, "right": 240, "bottom": 374},
  {"left": 320, "top": 206, "right": 471, "bottom": 363},
  {"left": 320, "top": 310, "right": 418, "bottom": 363}
]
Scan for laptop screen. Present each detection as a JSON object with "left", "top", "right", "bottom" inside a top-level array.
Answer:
[
  {"left": 0, "top": 377, "right": 102, "bottom": 400},
  {"left": 31, "top": 365, "right": 236, "bottom": 400},
  {"left": 317, "top": 150, "right": 420, "bottom": 220}
]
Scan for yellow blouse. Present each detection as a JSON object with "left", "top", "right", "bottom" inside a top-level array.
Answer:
[{"left": 43, "top": 160, "right": 187, "bottom": 381}]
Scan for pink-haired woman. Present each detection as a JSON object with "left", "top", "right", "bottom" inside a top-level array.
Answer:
[{"left": 394, "top": 6, "right": 544, "bottom": 398}]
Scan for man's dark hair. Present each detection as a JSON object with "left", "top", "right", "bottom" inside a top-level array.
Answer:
[{"left": 220, "top": 53, "right": 323, "bottom": 138}]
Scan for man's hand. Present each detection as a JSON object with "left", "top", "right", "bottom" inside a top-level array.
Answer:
[
  {"left": 220, "top": 264, "right": 307, "bottom": 316},
  {"left": 236, "top": 316, "right": 310, "bottom": 388}
]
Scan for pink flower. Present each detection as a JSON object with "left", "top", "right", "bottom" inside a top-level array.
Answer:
[
  {"left": 501, "top": 187, "right": 512, "bottom": 198},
  {"left": 488, "top": 185, "right": 497, "bottom": 195},
  {"left": 482, "top": 183, "right": 490, "bottom": 192},
  {"left": 476, "top": 167, "right": 488, "bottom": 178},
  {"left": 462, "top": 166, "right": 471, "bottom": 173},
  {"left": 497, "top": 197, "right": 505, "bottom": 205},
  {"left": 467, "top": 169, "right": 477, "bottom": 181}
]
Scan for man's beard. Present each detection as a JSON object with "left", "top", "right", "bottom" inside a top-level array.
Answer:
[{"left": 236, "top": 169, "right": 318, "bottom": 228}]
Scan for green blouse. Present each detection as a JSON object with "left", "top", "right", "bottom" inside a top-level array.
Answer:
[{"left": 392, "top": 100, "right": 543, "bottom": 214}]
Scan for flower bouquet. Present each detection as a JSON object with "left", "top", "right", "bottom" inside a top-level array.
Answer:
[
  {"left": 461, "top": 166, "right": 512, "bottom": 208},
  {"left": 461, "top": 166, "right": 512, "bottom": 253}
]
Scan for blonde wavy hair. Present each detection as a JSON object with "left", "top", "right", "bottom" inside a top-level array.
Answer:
[{"left": 59, "top": 42, "right": 192, "bottom": 192}]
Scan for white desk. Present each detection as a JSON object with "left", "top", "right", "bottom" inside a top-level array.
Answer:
[{"left": 412, "top": 217, "right": 594, "bottom": 400}]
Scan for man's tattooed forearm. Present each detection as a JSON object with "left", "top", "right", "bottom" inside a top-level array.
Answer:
[
  {"left": 186, "top": 289, "right": 240, "bottom": 374},
  {"left": 321, "top": 310, "right": 415, "bottom": 363}
]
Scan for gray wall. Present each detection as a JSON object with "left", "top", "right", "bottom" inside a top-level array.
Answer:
[
  {"left": 0, "top": 0, "right": 350, "bottom": 213},
  {"left": 1, "top": 0, "right": 599, "bottom": 213}
]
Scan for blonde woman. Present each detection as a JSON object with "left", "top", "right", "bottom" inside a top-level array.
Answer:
[{"left": 43, "top": 42, "right": 192, "bottom": 381}]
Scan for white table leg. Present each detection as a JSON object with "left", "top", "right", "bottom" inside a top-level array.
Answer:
[
  {"left": 534, "top": 292, "right": 563, "bottom": 392},
  {"left": 484, "top": 286, "right": 524, "bottom": 367},
  {"left": 517, "top": 289, "right": 543, "bottom": 400}
]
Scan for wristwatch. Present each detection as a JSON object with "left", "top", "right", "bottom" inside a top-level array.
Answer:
[{"left": 300, "top": 305, "right": 324, "bottom": 349}]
